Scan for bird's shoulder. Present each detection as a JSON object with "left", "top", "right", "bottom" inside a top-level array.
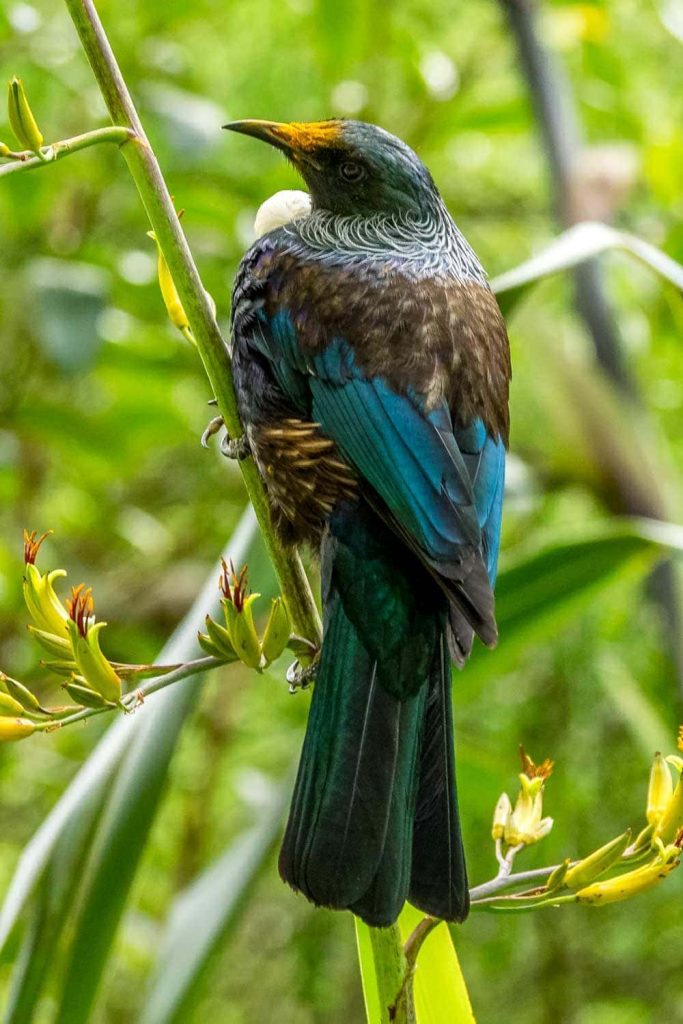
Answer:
[{"left": 231, "top": 220, "right": 510, "bottom": 444}]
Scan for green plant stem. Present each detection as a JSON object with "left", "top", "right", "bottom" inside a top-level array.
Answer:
[
  {"left": 369, "top": 924, "right": 415, "bottom": 1024},
  {"left": 62, "top": 0, "right": 321, "bottom": 649},
  {"left": 33, "top": 656, "right": 220, "bottom": 733},
  {"left": 0, "top": 125, "right": 132, "bottom": 177},
  {"left": 59, "top": 0, "right": 409, "bottom": 1008}
]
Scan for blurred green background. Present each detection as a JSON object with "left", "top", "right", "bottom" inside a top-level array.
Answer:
[{"left": 1, "top": 0, "right": 682, "bottom": 1021}]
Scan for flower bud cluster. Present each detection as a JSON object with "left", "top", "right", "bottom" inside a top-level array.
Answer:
[
  {"left": 198, "top": 560, "right": 292, "bottom": 671},
  {"left": 490, "top": 747, "right": 554, "bottom": 851},
  {"left": 0, "top": 530, "right": 129, "bottom": 740},
  {"left": 482, "top": 733, "right": 682, "bottom": 913}
]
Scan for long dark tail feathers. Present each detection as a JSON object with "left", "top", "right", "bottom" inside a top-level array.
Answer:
[
  {"left": 409, "top": 632, "right": 469, "bottom": 921},
  {"left": 278, "top": 589, "right": 424, "bottom": 921},
  {"left": 279, "top": 582, "right": 469, "bottom": 926}
]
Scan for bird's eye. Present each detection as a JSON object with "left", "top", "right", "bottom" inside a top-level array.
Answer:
[{"left": 339, "top": 160, "right": 366, "bottom": 183}]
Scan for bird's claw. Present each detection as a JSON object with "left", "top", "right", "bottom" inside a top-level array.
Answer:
[
  {"left": 201, "top": 415, "right": 224, "bottom": 448},
  {"left": 287, "top": 658, "right": 318, "bottom": 693},
  {"left": 201, "top": 406, "right": 251, "bottom": 460}
]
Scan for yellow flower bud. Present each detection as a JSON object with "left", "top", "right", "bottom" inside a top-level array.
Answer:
[
  {"left": 647, "top": 752, "right": 674, "bottom": 826},
  {"left": 65, "top": 586, "right": 121, "bottom": 703},
  {"left": 0, "top": 717, "right": 36, "bottom": 742},
  {"left": 491, "top": 792, "right": 512, "bottom": 841},
  {"left": 7, "top": 77, "right": 43, "bottom": 154},
  {"left": 224, "top": 593, "right": 263, "bottom": 670},
  {"left": 547, "top": 859, "right": 570, "bottom": 891},
  {"left": 23, "top": 564, "right": 70, "bottom": 637},
  {"left": 0, "top": 692, "right": 26, "bottom": 717},
  {"left": 260, "top": 597, "right": 291, "bottom": 665},
  {"left": 218, "top": 560, "right": 263, "bottom": 669},
  {"left": 654, "top": 773, "right": 683, "bottom": 846},
  {"left": 157, "top": 248, "right": 188, "bottom": 329},
  {"left": 148, "top": 231, "right": 189, "bottom": 331},
  {"left": 67, "top": 621, "right": 121, "bottom": 704},
  {"left": 505, "top": 774, "right": 545, "bottom": 846},
  {"left": 576, "top": 838, "right": 681, "bottom": 905},
  {"left": 564, "top": 830, "right": 632, "bottom": 889},
  {"left": 0, "top": 141, "right": 11, "bottom": 157}
]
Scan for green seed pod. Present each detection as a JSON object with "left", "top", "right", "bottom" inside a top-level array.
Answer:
[
  {"left": 631, "top": 822, "right": 654, "bottom": 853},
  {"left": 564, "top": 830, "right": 632, "bottom": 889},
  {"left": 27, "top": 625, "right": 73, "bottom": 658},
  {"left": 40, "top": 659, "right": 81, "bottom": 678},
  {"left": 546, "top": 859, "right": 570, "bottom": 891},
  {"left": 8, "top": 76, "right": 43, "bottom": 154},
  {"left": 260, "top": 597, "right": 291, "bottom": 664},
  {"left": 64, "top": 681, "right": 115, "bottom": 709},
  {"left": 1, "top": 674, "right": 43, "bottom": 713},
  {"left": 203, "top": 615, "right": 238, "bottom": 662},
  {"left": 197, "top": 630, "right": 222, "bottom": 659}
]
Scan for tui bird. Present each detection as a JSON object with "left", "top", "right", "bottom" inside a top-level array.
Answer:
[{"left": 225, "top": 119, "right": 511, "bottom": 927}]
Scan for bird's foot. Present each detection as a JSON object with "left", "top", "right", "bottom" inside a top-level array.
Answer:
[
  {"left": 286, "top": 657, "right": 318, "bottom": 694},
  {"left": 220, "top": 432, "right": 250, "bottom": 461},
  {"left": 201, "top": 404, "right": 250, "bottom": 460}
]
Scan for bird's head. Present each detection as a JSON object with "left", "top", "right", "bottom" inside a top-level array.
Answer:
[{"left": 224, "top": 118, "right": 439, "bottom": 217}]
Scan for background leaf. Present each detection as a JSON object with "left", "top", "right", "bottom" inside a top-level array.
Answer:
[
  {"left": 492, "top": 221, "right": 683, "bottom": 315},
  {"left": 140, "top": 779, "right": 291, "bottom": 1024}
]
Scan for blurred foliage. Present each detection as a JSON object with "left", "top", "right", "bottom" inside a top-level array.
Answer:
[{"left": 1, "top": 0, "right": 682, "bottom": 1021}]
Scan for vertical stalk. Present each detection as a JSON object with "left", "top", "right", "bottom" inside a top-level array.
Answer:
[
  {"left": 356, "top": 918, "right": 416, "bottom": 1024},
  {"left": 61, "top": 2, "right": 409, "bottom": 1016},
  {"left": 63, "top": 0, "right": 320, "bottom": 647}
]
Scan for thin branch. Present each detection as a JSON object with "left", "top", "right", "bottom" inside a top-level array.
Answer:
[
  {"left": 62, "top": 0, "right": 321, "bottom": 648},
  {"left": 0, "top": 126, "right": 132, "bottom": 178},
  {"left": 403, "top": 915, "right": 440, "bottom": 967},
  {"left": 469, "top": 862, "right": 561, "bottom": 901},
  {"left": 34, "top": 656, "right": 221, "bottom": 732}
]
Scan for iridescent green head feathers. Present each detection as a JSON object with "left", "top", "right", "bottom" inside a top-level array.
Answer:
[{"left": 224, "top": 118, "right": 440, "bottom": 217}]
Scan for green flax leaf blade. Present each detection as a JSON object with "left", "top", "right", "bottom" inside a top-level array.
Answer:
[
  {"left": 463, "top": 523, "right": 682, "bottom": 690},
  {"left": 140, "top": 781, "right": 290, "bottom": 1024},
  {"left": 399, "top": 904, "right": 476, "bottom": 1024},
  {"left": 491, "top": 221, "right": 683, "bottom": 315},
  {"left": 0, "top": 509, "right": 259, "bottom": 1018}
]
